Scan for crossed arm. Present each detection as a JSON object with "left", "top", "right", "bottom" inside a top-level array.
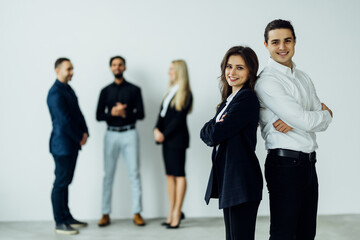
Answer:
[
  {"left": 256, "top": 77, "right": 333, "bottom": 134},
  {"left": 274, "top": 103, "right": 333, "bottom": 133},
  {"left": 200, "top": 92, "right": 258, "bottom": 147}
]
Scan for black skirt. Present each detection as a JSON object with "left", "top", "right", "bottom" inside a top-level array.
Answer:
[{"left": 162, "top": 146, "right": 186, "bottom": 177}]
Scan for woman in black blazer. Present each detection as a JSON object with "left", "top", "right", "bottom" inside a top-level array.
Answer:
[
  {"left": 154, "top": 60, "right": 193, "bottom": 229},
  {"left": 200, "top": 46, "right": 263, "bottom": 240}
]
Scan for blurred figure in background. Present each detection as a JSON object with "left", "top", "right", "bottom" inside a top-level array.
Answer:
[
  {"left": 47, "top": 57, "right": 89, "bottom": 235},
  {"left": 154, "top": 60, "right": 193, "bottom": 229},
  {"left": 96, "top": 56, "right": 146, "bottom": 227}
]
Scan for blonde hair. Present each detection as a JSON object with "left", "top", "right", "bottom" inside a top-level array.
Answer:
[{"left": 169, "top": 60, "right": 192, "bottom": 112}]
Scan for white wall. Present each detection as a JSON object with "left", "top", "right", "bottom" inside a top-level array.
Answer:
[{"left": 0, "top": 0, "right": 359, "bottom": 222}]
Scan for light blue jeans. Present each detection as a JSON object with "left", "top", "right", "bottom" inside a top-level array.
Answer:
[{"left": 102, "top": 129, "right": 142, "bottom": 214}]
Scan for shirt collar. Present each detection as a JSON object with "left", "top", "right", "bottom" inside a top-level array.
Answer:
[
  {"left": 169, "top": 84, "right": 179, "bottom": 92},
  {"left": 226, "top": 88, "right": 240, "bottom": 103},
  {"left": 56, "top": 79, "right": 70, "bottom": 89},
  {"left": 56, "top": 79, "right": 66, "bottom": 85},
  {"left": 113, "top": 79, "right": 127, "bottom": 87},
  {"left": 268, "top": 58, "right": 296, "bottom": 76}
]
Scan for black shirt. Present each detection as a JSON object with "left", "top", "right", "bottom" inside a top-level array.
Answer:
[{"left": 96, "top": 80, "right": 145, "bottom": 127}]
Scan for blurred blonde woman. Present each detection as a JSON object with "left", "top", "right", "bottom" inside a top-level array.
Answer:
[{"left": 154, "top": 60, "right": 193, "bottom": 229}]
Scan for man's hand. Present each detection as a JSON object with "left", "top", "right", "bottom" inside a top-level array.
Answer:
[
  {"left": 321, "top": 103, "right": 333, "bottom": 118},
  {"left": 273, "top": 119, "right": 293, "bottom": 133},
  {"left": 80, "top": 133, "right": 88, "bottom": 146},
  {"left": 154, "top": 128, "right": 165, "bottom": 143},
  {"left": 111, "top": 102, "right": 127, "bottom": 118}
]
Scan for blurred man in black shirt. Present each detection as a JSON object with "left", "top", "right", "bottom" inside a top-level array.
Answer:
[{"left": 96, "top": 56, "right": 146, "bottom": 227}]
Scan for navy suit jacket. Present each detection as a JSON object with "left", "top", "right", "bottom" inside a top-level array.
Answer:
[
  {"left": 47, "top": 80, "right": 89, "bottom": 156},
  {"left": 155, "top": 93, "right": 192, "bottom": 149},
  {"left": 200, "top": 88, "right": 263, "bottom": 209}
]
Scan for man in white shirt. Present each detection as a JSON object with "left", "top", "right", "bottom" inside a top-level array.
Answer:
[{"left": 255, "top": 19, "right": 333, "bottom": 240}]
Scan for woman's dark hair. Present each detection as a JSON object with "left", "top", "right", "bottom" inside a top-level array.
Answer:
[
  {"left": 264, "top": 19, "right": 296, "bottom": 43},
  {"left": 109, "top": 55, "right": 126, "bottom": 66},
  {"left": 218, "top": 46, "right": 259, "bottom": 108}
]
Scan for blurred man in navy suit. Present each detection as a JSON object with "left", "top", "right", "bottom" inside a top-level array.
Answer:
[{"left": 47, "top": 58, "right": 89, "bottom": 235}]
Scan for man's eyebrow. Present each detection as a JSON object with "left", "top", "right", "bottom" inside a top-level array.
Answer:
[{"left": 270, "top": 37, "right": 293, "bottom": 42}]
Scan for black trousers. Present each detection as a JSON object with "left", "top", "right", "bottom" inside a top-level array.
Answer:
[
  {"left": 51, "top": 153, "right": 78, "bottom": 224},
  {"left": 265, "top": 152, "right": 318, "bottom": 240},
  {"left": 223, "top": 201, "right": 260, "bottom": 240}
]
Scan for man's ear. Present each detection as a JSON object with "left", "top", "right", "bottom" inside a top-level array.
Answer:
[
  {"left": 55, "top": 68, "right": 60, "bottom": 74},
  {"left": 264, "top": 41, "right": 268, "bottom": 49}
]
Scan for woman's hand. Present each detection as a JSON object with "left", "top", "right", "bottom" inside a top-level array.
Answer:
[
  {"left": 154, "top": 128, "right": 165, "bottom": 143},
  {"left": 218, "top": 113, "right": 227, "bottom": 122}
]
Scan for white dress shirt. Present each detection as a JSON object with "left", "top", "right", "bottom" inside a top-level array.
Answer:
[
  {"left": 255, "top": 58, "right": 332, "bottom": 153},
  {"left": 160, "top": 84, "right": 179, "bottom": 117}
]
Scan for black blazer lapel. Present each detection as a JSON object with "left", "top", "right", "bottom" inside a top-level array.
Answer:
[{"left": 211, "top": 89, "right": 247, "bottom": 162}]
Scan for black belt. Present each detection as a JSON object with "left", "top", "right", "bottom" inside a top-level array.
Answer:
[
  {"left": 268, "top": 148, "right": 316, "bottom": 162},
  {"left": 108, "top": 124, "right": 135, "bottom": 132}
]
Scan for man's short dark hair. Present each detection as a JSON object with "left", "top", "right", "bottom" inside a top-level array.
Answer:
[
  {"left": 54, "top": 57, "right": 70, "bottom": 69},
  {"left": 109, "top": 56, "right": 126, "bottom": 66},
  {"left": 264, "top": 19, "right": 296, "bottom": 43}
]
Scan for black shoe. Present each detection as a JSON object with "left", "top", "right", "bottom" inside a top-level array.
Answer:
[
  {"left": 167, "top": 215, "right": 183, "bottom": 229},
  {"left": 55, "top": 224, "right": 79, "bottom": 235},
  {"left": 166, "top": 220, "right": 181, "bottom": 229},
  {"left": 162, "top": 212, "right": 185, "bottom": 227},
  {"left": 66, "top": 218, "right": 88, "bottom": 228},
  {"left": 161, "top": 222, "right": 170, "bottom": 226}
]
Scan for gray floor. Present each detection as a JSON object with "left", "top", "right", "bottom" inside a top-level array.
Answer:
[{"left": 1, "top": 215, "right": 359, "bottom": 240}]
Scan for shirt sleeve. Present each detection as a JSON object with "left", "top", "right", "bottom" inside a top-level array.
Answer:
[
  {"left": 134, "top": 88, "right": 145, "bottom": 120},
  {"left": 308, "top": 77, "right": 322, "bottom": 111},
  {"left": 71, "top": 88, "right": 89, "bottom": 136},
  {"left": 125, "top": 87, "right": 145, "bottom": 121},
  {"left": 155, "top": 104, "right": 164, "bottom": 130},
  {"left": 79, "top": 106, "right": 89, "bottom": 136},
  {"left": 96, "top": 89, "right": 112, "bottom": 121},
  {"left": 255, "top": 76, "right": 332, "bottom": 132}
]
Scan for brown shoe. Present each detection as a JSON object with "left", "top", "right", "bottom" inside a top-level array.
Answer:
[
  {"left": 133, "top": 213, "right": 146, "bottom": 226},
  {"left": 98, "top": 214, "right": 110, "bottom": 227}
]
